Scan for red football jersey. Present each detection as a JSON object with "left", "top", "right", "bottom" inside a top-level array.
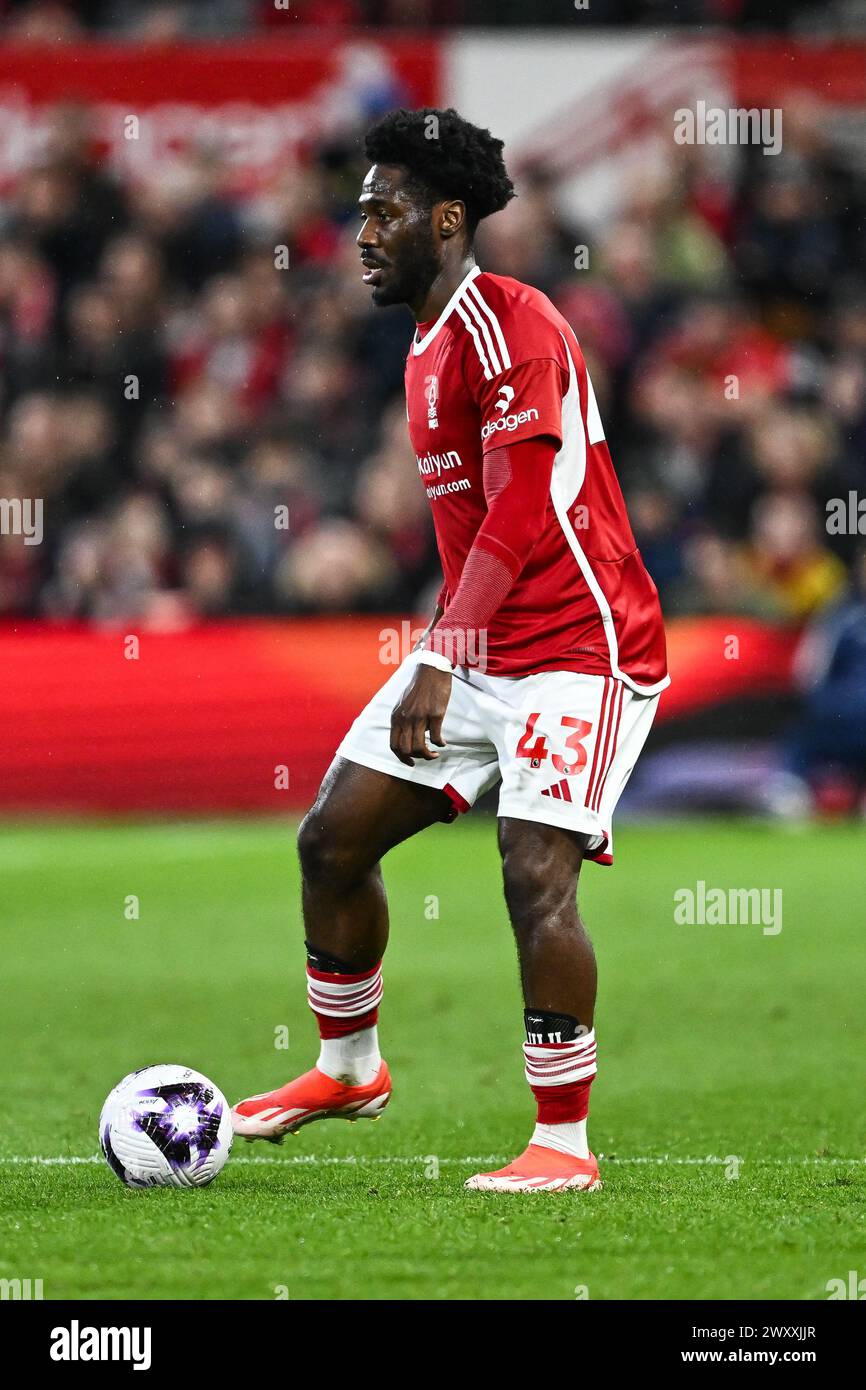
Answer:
[{"left": 404, "top": 266, "right": 669, "bottom": 691}]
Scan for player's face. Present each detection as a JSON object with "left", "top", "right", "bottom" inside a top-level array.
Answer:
[{"left": 357, "top": 165, "right": 440, "bottom": 309}]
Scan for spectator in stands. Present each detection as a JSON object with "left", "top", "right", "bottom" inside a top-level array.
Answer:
[
  {"left": 0, "top": 61, "right": 861, "bottom": 641},
  {"left": 782, "top": 550, "right": 866, "bottom": 813},
  {"left": 743, "top": 492, "right": 847, "bottom": 620}
]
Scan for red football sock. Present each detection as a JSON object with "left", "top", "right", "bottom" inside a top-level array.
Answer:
[
  {"left": 306, "top": 962, "right": 383, "bottom": 1086},
  {"left": 524, "top": 1030, "right": 597, "bottom": 1158}
]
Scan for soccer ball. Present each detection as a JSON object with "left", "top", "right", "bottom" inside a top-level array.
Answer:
[{"left": 99, "top": 1064, "right": 233, "bottom": 1188}]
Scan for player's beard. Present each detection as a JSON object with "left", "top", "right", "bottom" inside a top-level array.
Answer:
[{"left": 371, "top": 221, "right": 441, "bottom": 310}]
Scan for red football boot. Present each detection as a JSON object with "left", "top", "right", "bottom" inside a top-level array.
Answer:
[
  {"left": 232, "top": 1061, "right": 391, "bottom": 1143},
  {"left": 465, "top": 1143, "right": 602, "bottom": 1193}
]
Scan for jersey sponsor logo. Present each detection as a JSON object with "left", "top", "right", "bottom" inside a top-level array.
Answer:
[
  {"left": 481, "top": 406, "right": 539, "bottom": 440},
  {"left": 425, "top": 476, "right": 471, "bottom": 499},
  {"left": 494, "top": 384, "right": 515, "bottom": 413},
  {"left": 416, "top": 449, "right": 464, "bottom": 478},
  {"left": 424, "top": 373, "right": 439, "bottom": 429}
]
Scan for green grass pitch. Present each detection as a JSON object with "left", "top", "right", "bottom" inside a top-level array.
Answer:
[{"left": 0, "top": 816, "right": 864, "bottom": 1301}]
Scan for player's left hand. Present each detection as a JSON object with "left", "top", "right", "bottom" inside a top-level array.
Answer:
[{"left": 390, "top": 664, "right": 452, "bottom": 766}]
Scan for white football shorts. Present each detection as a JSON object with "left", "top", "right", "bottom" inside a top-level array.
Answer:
[{"left": 336, "top": 651, "right": 660, "bottom": 865}]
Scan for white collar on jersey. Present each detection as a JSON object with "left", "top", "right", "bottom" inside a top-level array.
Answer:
[{"left": 412, "top": 264, "right": 482, "bottom": 355}]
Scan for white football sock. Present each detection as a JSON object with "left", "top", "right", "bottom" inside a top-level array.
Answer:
[
  {"left": 317, "top": 1025, "right": 381, "bottom": 1087},
  {"left": 531, "top": 1118, "right": 589, "bottom": 1160}
]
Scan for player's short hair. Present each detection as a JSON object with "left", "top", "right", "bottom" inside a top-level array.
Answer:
[{"left": 363, "top": 107, "right": 515, "bottom": 236}]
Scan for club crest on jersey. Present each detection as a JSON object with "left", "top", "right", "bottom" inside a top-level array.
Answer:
[{"left": 424, "top": 374, "right": 439, "bottom": 430}]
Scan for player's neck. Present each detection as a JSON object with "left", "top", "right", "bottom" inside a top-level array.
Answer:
[{"left": 413, "top": 254, "right": 477, "bottom": 324}]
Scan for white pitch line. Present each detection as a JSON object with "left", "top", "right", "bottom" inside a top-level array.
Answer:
[
  {"left": 0, "top": 1154, "right": 498, "bottom": 1168},
  {"left": 0, "top": 1154, "right": 863, "bottom": 1168}
]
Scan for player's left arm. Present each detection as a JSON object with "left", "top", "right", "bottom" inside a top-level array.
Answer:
[
  {"left": 390, "top": 353, "right": 566, "bottom": 766},
  {"left": 411, "top": 581, "right": 447, "bottom": 653},
  {"left": 425, "top": 432, "right": 558, "bottom": 665},
  {"left": 425, "top": 351, "right": 565, "bottom": 665}
]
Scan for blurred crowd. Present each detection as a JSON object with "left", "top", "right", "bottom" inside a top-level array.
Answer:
[
  {"left": 0, "top": 80, "right": 864, "bottom": 635},
  {"left": 0, "top": 0, "right": 851, "bottom": 43}
]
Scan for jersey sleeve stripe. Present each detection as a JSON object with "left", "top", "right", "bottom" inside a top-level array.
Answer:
[
  {"left": 467, "top": 281, "right": 512, "bottom": 370},
  {"left": 455, "top": 300, "right": 494, "bottom": 380},
  {"left": 462, "top": 290, "right": 504, "bottom": 376}
]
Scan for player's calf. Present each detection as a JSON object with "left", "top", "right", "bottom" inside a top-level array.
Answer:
[
  {"left": 234, "top": 766, "right": 449, "bottom": 1145},
  {"left": 467, "top": 822, "right": 602, "bottom": 1192}
]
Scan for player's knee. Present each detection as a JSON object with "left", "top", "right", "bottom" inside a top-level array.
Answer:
[
  {"left": 297, "top": 808, "right": 369, "bottom": 888},
  {"left": 297, "top": 811, "right": 342, "bottom": 882},
  {"left": 503, "top": 861, "right": 563, "bottom": 926},
  {"left": 500, "top": 839, "right": 578, "bottom": 928}
]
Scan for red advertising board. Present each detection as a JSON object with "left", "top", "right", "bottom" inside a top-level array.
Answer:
[
  {"left": 0, "top": 617, "right": 798, "bottom": 816},
  {"left": 730, "top": 40, "right": 866, "bottom": 107},
  {"left": 0, "top": 37, "right": 443, "bottom": 188}
]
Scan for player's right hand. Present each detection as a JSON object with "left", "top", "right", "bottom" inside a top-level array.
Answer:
[{"left": 390, "top": 664, "right": 451, "bottom": 766}]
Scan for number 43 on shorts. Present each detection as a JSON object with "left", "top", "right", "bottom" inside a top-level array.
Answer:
[{"left": 516, "top": 712, "right": 593, "bottom": 775}]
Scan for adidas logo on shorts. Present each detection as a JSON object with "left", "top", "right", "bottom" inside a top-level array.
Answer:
[{"left": 541, "top": 778, "right": 572, "bottom": 802}]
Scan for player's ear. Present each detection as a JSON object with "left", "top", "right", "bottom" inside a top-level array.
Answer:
[{"left": 437, "top": 199, "right": 466, "bottom": 241}]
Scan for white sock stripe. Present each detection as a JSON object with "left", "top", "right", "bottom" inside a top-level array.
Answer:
[
  {"left": 525, "top": 1051, "right": 597, "bottom": 1071},
  {"left": 308, "top": 999, "right": 381, "bottom": 1018},
  {"left": 524, "top": 1031, "right": 597, "bottom": 1086},
  {"left": 305, "top": 968, "right": 381, "bottom": 997},
  {"left": 525, "top": 1047, "right": 597, "bottom": 1066},
  {"left": 525, "top": 1061, "right": 598, "bottom": 1086},
  {"left": 307, "top": 985, "right": 383, "bottom": 1018},
  {"left": 523, "top": 1029, "right": 595, "bottom": 1059},
  {"left": 525, "top": 1056, "right": 600, "bottom": 1078},
  {"left": 307, "top": 980, "right": 382, "bottom": 1008},
  {"left": 306, "top": 967, "right": 382, "bottom": 1018},
  {"left": 524, "top": 1045, "right": 597, "bottom": 1068}
]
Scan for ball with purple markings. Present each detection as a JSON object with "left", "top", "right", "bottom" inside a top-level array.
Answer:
[{"left": 99, "top": 1064, "right": 233, "bottom": 1188}]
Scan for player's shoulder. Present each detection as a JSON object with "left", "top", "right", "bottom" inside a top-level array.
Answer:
[
  {"left": 461, "top": 270, "right": 572, "bottom": 375},
  {"left": 472, "top": 270, "right": 561, "bottom": 324}
]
